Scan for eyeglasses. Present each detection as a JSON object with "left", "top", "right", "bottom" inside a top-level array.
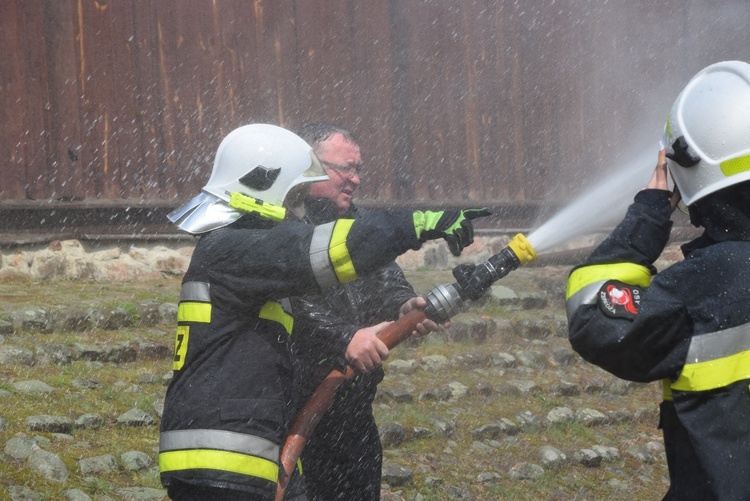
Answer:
[{"left": 320, "top": 160, "right": 363, "bottom": 178}]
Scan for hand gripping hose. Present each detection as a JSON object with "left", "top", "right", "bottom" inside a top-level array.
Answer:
[{"left": 275, "top": 234, "right": 537, "bottom": 500}]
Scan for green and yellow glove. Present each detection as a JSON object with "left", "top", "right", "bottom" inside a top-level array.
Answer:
[{"left": 413, "top": 208, "right": 491, "bottom": 256}]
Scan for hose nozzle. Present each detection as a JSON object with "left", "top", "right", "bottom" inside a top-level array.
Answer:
[
  {"left": 506, "top": 233, "right": 537, "bottom": 266},
  {"left": 424, "top": 233, "right": 537, "bottom": 323}
]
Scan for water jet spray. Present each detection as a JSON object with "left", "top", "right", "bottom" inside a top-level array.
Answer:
[{"left": 278, "top": 148, "right": 660, "bottom": 498}]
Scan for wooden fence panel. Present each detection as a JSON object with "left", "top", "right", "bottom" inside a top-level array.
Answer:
[
  {"left": 79, "top": 0, "right": 118, "bottom": 200},
  {"left": 128, "top": 2, "right": 166, "bottom": 200},
  {"left": 0, "top": 1, "right": 27, "bottom": 199},
  {"left": 347, "top": 2, "right": 396, "bottom": 201},
  {"left": 41, "top": 0, "right": 83, "bottom": 200},
  {"left": 3, "top": 0, "right": 750, "bottom": 209}
]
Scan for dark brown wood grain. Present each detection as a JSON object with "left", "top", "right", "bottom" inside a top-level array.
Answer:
[{"left": 1, "top": 0, "right": 746, "bottom": 209}]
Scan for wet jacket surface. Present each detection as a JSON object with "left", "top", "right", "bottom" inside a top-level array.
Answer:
[
  {"left": 566, "top": 190, "right": 750, "bottom": 500},
  {"left": 159, "top": 210, "right": 421, "bottom": 498},
  {"left": 291, "top": 201, "right": 416, "bottom": 500}
]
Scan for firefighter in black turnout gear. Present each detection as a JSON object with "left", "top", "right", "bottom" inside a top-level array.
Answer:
[
  {"left": 566, "top": 61, "right": 750, "bottom": 500},
  {"left": 158, "top": 124, "right": 488, "bottom": 500},
  {"left": 287, "top": 122, "right": 452, "bottom": 500},
  {"left": 291, "top": 198, "right": 419, "bottom": 500}
]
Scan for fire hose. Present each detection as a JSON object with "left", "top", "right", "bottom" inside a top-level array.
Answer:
[{"left": 275, "top": 233, "right": 537, "bottom": 500}]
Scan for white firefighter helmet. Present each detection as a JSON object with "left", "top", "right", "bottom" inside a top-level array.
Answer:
[
  {"left": 663, "top": 60, "right": 750, "bottom": 206},
  {"left": 169, "top": 124, "right": 328, "bottom": 234}
]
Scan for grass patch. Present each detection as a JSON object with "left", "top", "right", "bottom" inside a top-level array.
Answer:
[{"left": 0, "top": 274, "right": 670, "bottom": 499}]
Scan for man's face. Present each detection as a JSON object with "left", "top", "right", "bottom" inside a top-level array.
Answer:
[{"left": 309, "top": 133, "right": 362, "bottom": 216}]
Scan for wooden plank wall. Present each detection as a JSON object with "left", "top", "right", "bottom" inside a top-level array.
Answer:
[{"left": 2, "top": 0, "right": 749, "bottom": 207}]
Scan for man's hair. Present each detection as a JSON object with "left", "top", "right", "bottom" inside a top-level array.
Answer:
[{"left": 297, "top": 123, "right": 358, "bottom": 152}]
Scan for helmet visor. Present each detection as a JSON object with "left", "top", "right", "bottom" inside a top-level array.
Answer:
[{"left": 301, "top": 151, "right": 327, "bottom": 178}]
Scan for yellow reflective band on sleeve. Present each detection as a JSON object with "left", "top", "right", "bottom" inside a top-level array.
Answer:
[
  {"left": 662, "top": 378, "right": 673, "bottom": 401},
  {"left": 566, "top": 262, "right": 652, "bottom": 300},
  {"left": 158, "top": 449, "right": 278, "bottom": 483},
  {"left": 228, "top": 192, "right": 287, "bottom": 222},
  {"left": 177, "top": 302, "right": 212, "bottom": 323},
  {"left": 259, "top": 301, "right": 294, "bottom": 335},
  {"left": 721, "top": 155, "right": 750, "bottom": 177},
  {"left": 672, "top": 349, "right": 750, "bottom": 392},
  {"left": 173, "top": 326, "right": 189, "bottom": 371},
  {"left": 329, "top": 219, "right": 357, "bottom": 283}
]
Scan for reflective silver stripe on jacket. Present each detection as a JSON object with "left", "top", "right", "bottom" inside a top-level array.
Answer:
[
  {"left": 566, "top": 280, "right": 606, "bottom": 323},
  {"left": 180, "top": 281, "right": 211, "bottom": 302},
  {"left": 279, "top": 298, "right": 293, "bottom": 316},
  {"left": 685, "top": 322, "right": 750, "bottom": 364},
  {"left": 160, "top": 429, "right": 279, "bottom": 463},
  {"left": 309, "top": 222, "right": 338, "bottom": 289},
  {"left": 672, "top": 321, "right": 750, "bottom": 392}
]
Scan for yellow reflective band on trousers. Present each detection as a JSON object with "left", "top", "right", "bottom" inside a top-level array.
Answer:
[
  {"left": 178, "top": 302, "right": 212, "bottom": 323},
  {"left": 159, "top": 449, "right": 278, "bottom": 483},
  {"left": 721, "top": 154, "right": 750, "bottom": 177},
  {"left": 672, "top": 322, "right": 750, "bottom": 392},
  {"left": 566, "top": 262, "right": 652, "bottom": 300},
  {"left": 329, "top": 219, "right": 357, "bottom": 283},
  {"left": 259, "top": 301, "right": 294, "bottom": 335}
]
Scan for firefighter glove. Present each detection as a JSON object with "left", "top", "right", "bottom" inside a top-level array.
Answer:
[{"left": 413, "top": 208, "right": 491, "bottom": 256}]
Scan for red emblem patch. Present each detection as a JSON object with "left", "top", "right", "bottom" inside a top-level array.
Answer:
[{"left": 599, "top": 280, "right": 641, "bottom": 319}]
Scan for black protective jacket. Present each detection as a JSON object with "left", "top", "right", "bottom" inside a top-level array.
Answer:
[
  {"left": 566, "top": 189, "right": 750, "bottom": 500},
  {"left": 159, "top": 210, "right": 421, "bottom": 498},
  {"left": 290, "top": 200, "right": 416, "bottom": 499},
  {"left": 293, "top": 200, "right": 416, "bottom": 389}
]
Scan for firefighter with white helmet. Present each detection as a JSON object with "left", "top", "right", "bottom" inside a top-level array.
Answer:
[
  {"left": 159, "top": 123, "right": 489, "bottom": 500},
  {"left": 168, "top": 124, "right": 329, "bottom": 234},
  {"left": 566, "top": 61, "right": 750, "bottom": 500},
  {"left": 663, "top": 61, "right": 750, "bottom": 206}
]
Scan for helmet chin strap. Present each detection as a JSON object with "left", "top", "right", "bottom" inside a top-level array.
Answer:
[{"left": 228, "top": 192, "right": 287, "bottom": 222}]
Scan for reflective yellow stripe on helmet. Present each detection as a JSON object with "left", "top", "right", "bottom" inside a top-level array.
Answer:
[
  {"left": 259, "top": 301, "right": 294, "bottom": 335},
  {"left": 159, "top": 449, "right": 278, "bottom": 483},
  {"left": 721, "top": 154, "right": 750, "bottom": 177}
]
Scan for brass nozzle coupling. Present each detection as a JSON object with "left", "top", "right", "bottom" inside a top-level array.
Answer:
[{"left": 423, "top": 233, "right": 537, "bottom": 323}]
